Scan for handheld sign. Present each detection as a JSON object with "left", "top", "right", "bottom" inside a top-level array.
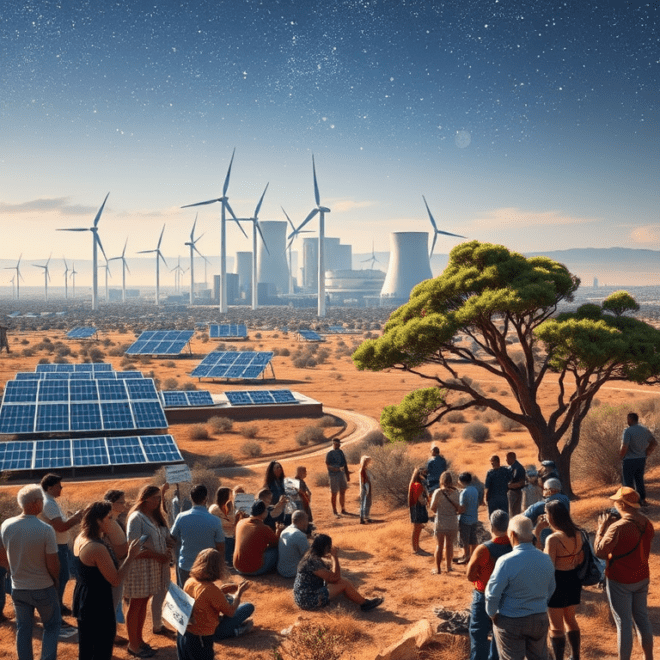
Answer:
[
  {"left": 162, "top": 581, "right": 195, "bottom": 635},
  {"left": 165, "top": 464, "right": 192, "bottom": 484},
  {"left": 234, "top": 493, "right": 255, "bottom": 514}
]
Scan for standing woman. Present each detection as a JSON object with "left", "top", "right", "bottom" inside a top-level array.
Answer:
[
  {"left": 103, "top": 490, "right": 128, "bottom": 616},
  {"left": 73, "top": 502, "right": 140, "bottom": 660},
  {"left": 408, "top": 467, "right": 429, "bottom": 555},
  {"left": 209, "top": 487, "right": 244, "bottom": 568},
  {"left": 544, "top": 500, "right": 584, "bottom": 660},
  {"left": 124, "top": 485, "right": 172, "bottom": 658},
  {"left": 359, "top": 455, "right": 373, "bottom": 524},
  {"left": 429, "top": 471, "right": 463, "bottom": 574}
]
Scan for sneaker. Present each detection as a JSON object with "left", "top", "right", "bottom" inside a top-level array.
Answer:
[
  {"left": 333, "top": 511, "right": 341, "bottom": 518},
  {"left": 341, "top": 509, "right": 348, "bottom": 515},
  {"left": 234, "top": 619, "right": 254, "bottom": 637},
  {"left": 360, "top": 519, "right": 366, "bottom": 524},
  {"left": 360, "top": 597, "right": 384, "bottom": 612},
  {"left": 128, "top": 647, "right": 157, "bottom": 658}
]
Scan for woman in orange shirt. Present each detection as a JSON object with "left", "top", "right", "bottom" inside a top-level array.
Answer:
[{"left": 408, "top": 466, "right": 429, "bottom": 554}]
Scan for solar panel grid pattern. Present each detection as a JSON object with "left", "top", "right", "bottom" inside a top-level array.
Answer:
[
  {"left": 125, "top": 330, "right": 194, "bottom": 355},
  {"left": 36, "top": 363, "right": 113, "bottom": 373},
  {"left": 190, "top": 351, "right": 273, "bottom": 379},
  {"left": 66, "top": 327, "right": 98, "bottom": 339},
  {"left": 298, "top": 330, "right": 323, "bottom": 341},
  {"left": 225, "top": 389, "right": 297, "bottom": 406},
  {"left": 209, "top": 324, "right": 248, "bottom": 338},
  {"left": 160, "top": 390, "right": 214, "bottom": 408},
  {"left": 15, "top": 370, "right": 144, "bottom": 381}
]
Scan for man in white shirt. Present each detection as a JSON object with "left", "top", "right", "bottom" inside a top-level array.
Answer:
[
  {"left": 0, "top": 484, "right": 61, "bottom": 660},
  {"left": 277, "top": 511, "right": 309, "bottom": 578},
  {"left": 39, "top": 473, "right": 82, "bottom": 619}
]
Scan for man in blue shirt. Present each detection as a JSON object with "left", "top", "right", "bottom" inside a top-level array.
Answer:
[
  {"left": 455, "top": 472, "right": 479, "bottom": 565},
  {"left": 485, "top": 515, "right": 555, "bottom": 660},
  {"left": 621, "top": 412, "right": 657, "bottom": 507},
  {"left": 523, "top": 478, "right": 570, "bottom": 547},
  {"left": 170, "top": 484, "right": 225, "bottom": 586},
  {"left": 506, "top": 452, "right": 526, "bottom": 517},
  {"left": 426, "top": 445, "right": 448, "bottom": 493}
]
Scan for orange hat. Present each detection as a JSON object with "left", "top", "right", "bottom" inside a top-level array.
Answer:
[{"left": 609, "top": 486, "right": 640, "bottom": 508}]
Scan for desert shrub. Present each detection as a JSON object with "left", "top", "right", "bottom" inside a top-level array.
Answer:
[
  {"left": 206, "top": 453, "right": 236, "bottom": 468},
  {"left": 329, "top": 372, "right": 343, "bottom": 380},
  {"left": 295, "top": 426, "right": 326, "bottom": 446},
  {"left": 433, "top": 430, "right": 451, "bottom": 442},
  {"left": 190, "top": 424, "right": 209, "bottom": 440},
  {"left": 200, "top": 333, "right": 209, "bottom": 343},
  {"left": 164, "top": 361, "right": 176, "bottom": 368},
  {"left": 481, "top": 410, "right": 498, "bottom": 423},
  {"left": 499, "top": 415, "right": 523, "bottom": 432},
  {"left": 305, "top": 357, "right": 317, "bottom": 368},
  {"left": 445, "top": 411, "right": 466, "bottom": 423},
  {"left": 293, "top": 358, "right": 307, "bottom": 369},
  {"left": 240, "top": 424, "right": 259, "bottom": 439},
  {"left": 241, "top": 441, "right": 262, "bottom": 458},
  {"left": 162, "top": 377, "right": 179, "bottom": 390},
  {"left": 314, "top": 472, "right": 330, "bottom": 488},
  {"left": 279, "top": 347, "right": 290, "bottom": 357},
  {"left": 20, "top": 339, "right": 29, "bottom": 345},
  {"left": 54, "top": 343, "right": 72, "bottom": 357},
  {"left": 362, "top": 429, "right": 386, "bottom": 446},
  {"left": 208, "top": 416, "right": 233, "bottom": 433},
  {"left": 107, "top": 343, "right": 132, "bottom": 357},
  {"left": 317, "top": 415, "right": 339, "bottom": 428},
  {"left": 88, "top": 347, "right": 106, "bottom": 362},
  {"left": 273, "top": 623, "right": 345, "bottom": 660},
  {"left": 37, "top": 357, "right": 50, "bottom": 365},
  {"left": 637, "top": 397, "right": 660, "bottom": 417},
  {"left": 22, "top": 348, "right": 35, "bottom": 357},
  {"left": 254, "top": 332, "right": 262, "bottom": 339},
  {"left": 53, "top": 356, "right": 69, "bottom": 364},
  {"left": 462, "top": 422, "right": 490, "bottom": 443},
  {"left": 190, "top": 464, "right": 221, "bottom": 497},
  {"left": 369, "top": 445, "right": 419, "bottom": 507},
  {"left": 0, "top": 492, "right": 21, "bottom": 522},
  {"left": 180, "top": 382, "right": 198, "bottom": 391}
]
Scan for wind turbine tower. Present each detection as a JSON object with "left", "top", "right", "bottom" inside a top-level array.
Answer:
[
  {"left": 108, "top": 238, "right": 130, "bottom": 302},
  {"left": 34, "top": 254, "right": 52, "bottom": 301},
  {"left": 63, "top": 258, "right": 69, "bottom": 298},
  {"left": 283, "top": 208, "right": 312, "bottom": 295},
  {"left": 184, "top": 215, "right": 209, "bottom": 305},
  {"left": 138, "top": 225, "right": 168, "bottom": 306},
  {"left": 70, "top": 263, "right": 78, "bottom": 298},
  {"left": 4, "top": 255, "right": 24, "bottom": 301}
]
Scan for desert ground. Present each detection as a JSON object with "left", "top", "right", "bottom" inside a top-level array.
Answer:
[{"left": 0, "top": 317, "right": 658, "bottom": 659}]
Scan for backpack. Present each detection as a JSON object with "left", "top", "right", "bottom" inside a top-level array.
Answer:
[{"left": 576, "top": 530, "right": 604, "bottom": 587}]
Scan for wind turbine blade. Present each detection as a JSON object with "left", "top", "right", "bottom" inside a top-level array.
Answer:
[
  {"left": 181, "top": 199, "right": 221, "bottom": 208},
  {"left": 254, "top": 183, "right": 269, "bottom": 218},
  {"left": 223, "top": 148, "right": 236, "bottom": 196},
  {"left": 295, "top": 208, "right": 319, "bottom": 236},
  {"left": 255, "top": 221, "right": 270, "bottom": 255},
  {"left": 57, "top": 228, "right": 89, "bottom": 232},
  {"left": 281, "top": 207, "right": 295, "bottom": 231},
  {"left": 95, "top": 233, "right": 108, "bottom": 261},
  {"left": 137, "top": 250, "right": 157, "bottom": 254},
  {"left": 122, "top": 237, "right": 128, "bottom": 256},
  {"left": 46, "top": 253, "right": 52, "bottom": 266},
  {"left": 312, "top": 155, "right": 320, "bottom": 207},
  {"left": 190, "top": 214, "right": 198, "bottom": 241},
  {"left": 157, "top": 224, "right": 166, "bottom": 249},
  {"left": 124, "top": 259, "right": 131, "bottom": 275},
  {"left": 224, "top": 201, "right": 248, "bottom": 238},
  {"left": 158, "top": 251, "right": 169, "bottom": 268},
  {"left": 193, "top": 232, "right": 205, "bottom": 244},
  {"left": 430, "top": 233, "right": 438, "bottom": 258},
  {"left": 93, "top": 193, "right": 110, "bottom": 227},
  {"left": 286, "top": 237, "right": 294, "bottom": 251},
  {"left": 192, "top": 245, "right": 204, "bottom": 259},
  {"left": 422, "top": 196, "right": 439, "bottom": 231},
  {"left": 436, "top": 229, "right": 466, "bottom": 238}
]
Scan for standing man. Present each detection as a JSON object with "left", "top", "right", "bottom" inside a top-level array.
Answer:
[
  {"left": 0, "top": 484, "right": 61, "bottom": 660},
  {"left": 38, "top": 473, "right": 82, "bottom": 619},
  {"left": 170, "top": 484, "right": 225, "bottom": 587},
  {"left": 484, "top": 455, "right": 510, "bottom": 515},
  {"left": 455, "top": 472, "right": 479, "bottom": 565},
  {"left": 506, "top": 452, "right": 526, "bottom": 518},
  {"left": 426, "top": 444, "right": 448, "bottom": 493},
  {"left": 326, "top": 438, "right": 350, "bottom": 517},
  {"left": 621, "top": 412, "right": 657, "bottom": 507},
  {"left": 595, "top": 487, "right": 654, "bottom": 660},
  {"left": 277, "top": 511, "right": 310, "bottom": 578},
  {"left": 466, "top": 510, "right": 513, "bottom": 660},
  {"left": 485, "top": 515, "right": 556, "bottom": 660}
]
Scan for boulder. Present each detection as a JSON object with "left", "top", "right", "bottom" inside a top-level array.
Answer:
[{"left": 373, "top": 619, "right": 435, "bottom": 660}]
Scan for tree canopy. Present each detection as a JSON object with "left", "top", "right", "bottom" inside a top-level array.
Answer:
[{"left": 353, "top": 241, "right": 660, "bottom": 496}]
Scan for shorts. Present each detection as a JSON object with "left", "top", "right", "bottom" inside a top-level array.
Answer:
[
  {"left": 435, "top": 528, "right": 457, "bottom": 542},
  {"left": 459, "top": 521, "right": 477, "bottom": 547},
  {"left": 328, "top": 472, "right": 348, "bottom": 494}
]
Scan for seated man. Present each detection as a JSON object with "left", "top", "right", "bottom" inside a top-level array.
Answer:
[
  {"left": 257, "top": 488, "right": 288, "bottom": 531},
  {"left": 277, "top": 511, "right": 310, "bottom": 578},
  {"left": 523, "top": 478, "right": 570, "bottom": 547},
  {"left": 234, "top": 500, "right": 283, "bottom": 576}
]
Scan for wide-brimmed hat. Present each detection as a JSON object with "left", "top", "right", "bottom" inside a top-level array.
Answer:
[{"left": 609, "top": 486, "right": 640, "bottom": 508}]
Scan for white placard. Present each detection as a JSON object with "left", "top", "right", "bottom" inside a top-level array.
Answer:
[
  {"left": 234, "top": 493, "right": 255, "bottom": 514},
  {"left": 165, "top": 464, "right": 192, "bottom": 484},
  {"left": 162, "top": 581, "right": 195, "bottom": 635}
]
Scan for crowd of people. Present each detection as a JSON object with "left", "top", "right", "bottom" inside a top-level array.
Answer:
[{"left": 0, "top": 410, "right": 655, "bottom": 660}]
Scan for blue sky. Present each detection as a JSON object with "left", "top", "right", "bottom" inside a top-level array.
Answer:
[{"left": 1, "top": 0, "right": 658, "bottom": 286}]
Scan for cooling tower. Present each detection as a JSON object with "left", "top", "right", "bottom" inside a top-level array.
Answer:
[
  {"left": 380, "top": 232, "right": 432, "bottom": 304},
  {"left": 235, "top": 252, "right": 252, "bottom": 295},
  {"left": 257, "top": 221, "right": 289, "bottom": 294}
]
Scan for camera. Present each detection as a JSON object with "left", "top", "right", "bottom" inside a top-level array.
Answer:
[{"left": 602, "top": 507, "right": 621, "bottom": 520}]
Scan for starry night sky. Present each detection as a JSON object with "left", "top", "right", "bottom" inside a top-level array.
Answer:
[{"left": 1, "top": 0, "right": 658, "bottom": 285}]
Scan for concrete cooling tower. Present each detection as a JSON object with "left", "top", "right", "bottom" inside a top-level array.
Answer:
[
  {"left": 235, "top": 251, "right": 252, "bottom": 295},
  {"left": 380, "top": 232, "right": 432, "bottom": 305},
  {"left": 257, "top": 221, "right": 289, "bottom": 293}
]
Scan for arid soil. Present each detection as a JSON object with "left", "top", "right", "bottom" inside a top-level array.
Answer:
[{"left": 0, "top": 326, "right": 658, "bottom": 659}]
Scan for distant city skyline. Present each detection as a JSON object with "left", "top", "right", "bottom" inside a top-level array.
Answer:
[{"left": 2, "top": 1, "right": 658, "bottom": 290}]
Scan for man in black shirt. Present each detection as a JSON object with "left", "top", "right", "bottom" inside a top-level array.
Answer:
[{"left": 506, "top": 452, "right": 526, "bottom": 517}]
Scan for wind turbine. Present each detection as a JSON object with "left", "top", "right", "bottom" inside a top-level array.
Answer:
[
  {"left": 361, "top": 241, "right": 381, "bottom": 270},
  {"left": 63, "top": 258, "right": 70, "bottom": 298},
  {"left": 9, "top": 275, "right": 15, "bottom": 300},
  {"left": 236, "top": 184, "right": 270, "bottom": 310},
  {"left": 422, "top": 195, "right": 466, "bottom": 258},
  {"left": 289, "top": 155, "right": 331, "bottom": 316},
  {"left": 99, "top": 259, "right": 111, "bottom": 302},
  {"left": 108, "top": 237, "right": 130, "bottom": 303},
  {"left": 138, "top": 224, "right": 168, "bottom": 306},
  {"left": 4, "top": 254, "right": 24, "bottom": 300},
  {"left": 57, "top": 193, "right": 109, "bottom": 310},
  {"left": 70, "top": 263, "right": 78, "bottom": 298},
  {"left": 184, "top": 216, "right": 210, "bottom": 305},
  {"left": 34, "top": 254, "right": 52, "bottom": 301},
  {"left": 181, "top": 149, "right": 247, "bottom": 313},
  {"left": 282, "top": 207, "right": 312, "bottom": 294},
  {"left": 171, "top": 256, "right": 188, "bottom": 293}
]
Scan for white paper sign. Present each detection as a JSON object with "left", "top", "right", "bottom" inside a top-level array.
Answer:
[
  {"left": 165, "top": 464, "right": 192, "bottom": 484},
  {"left": 234, "top": 493, "right": 255, "bottom": 514},
  {"left": 162, "top": 581, "right": 195, "bottom": 635}
]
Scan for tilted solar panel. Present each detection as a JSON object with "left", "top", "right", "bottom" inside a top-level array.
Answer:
[
  {"left": 0, "top": 441, "right": 35, "bottom": 471},
  {"left": 73, "top": 438, "right": 110, "bottom": 467},
  {"left": 4, "top": 381, "right": 39, "bottom": 403},
  {"left": 161, "top": 391, "right": 189, "bottom": 407},
  {"left": 0, "top": 405, "right": 36, "bottom": 433},
  {"left": 185, "top": 391, "right": 214, "bottom": 406},
  {"left": 190, "top": 351, "right": 273, "bottom": 379},
  {"left": 141, "top": 435, "right": 184, "bottom": 462},
  {"left": 225, "top": 389, "right": 297, "bottom": 406},
  {"left": 107, "top": 436, "right": 146, "bottom": 465},
  {"left": 125, "top": 330, "right": 194, "bottom": 356},
  {"left": 34, "top": 439, "right": 72, "bottom": 469}
]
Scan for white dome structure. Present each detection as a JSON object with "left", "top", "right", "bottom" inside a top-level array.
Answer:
[
  {"left": 257, "top": 221, "right": 289, "bottom": 294},
  {"left": 380, "top": 232, "right": 432, "bottom": 305}
]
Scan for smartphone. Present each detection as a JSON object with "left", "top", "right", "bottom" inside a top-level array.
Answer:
[{"left": 139, "top": 534, "right": 149, "bottom": 546}]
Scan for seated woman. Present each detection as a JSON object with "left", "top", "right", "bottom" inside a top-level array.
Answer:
[
  {"left": 209, "top": 487, "right": 245, "bottom": 568},
  {"left": 177, "top": 549, "right": 255, "bottom": 660},
  {"left": 293, "top": 534, "right": 383, "bottom": 613}
]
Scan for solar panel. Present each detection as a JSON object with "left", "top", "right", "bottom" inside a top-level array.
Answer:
[
  {"left": 209, "top": 324, "right": 248, "bottom": 338},
  {"left": 225, "top": 389, "right": 298, "bottom": 406},
  {"left": 4, "top": 381, "right": 39, "bottom": 403},
  {"left": 141, "top": 435, "right": 184, "bottom": 462},
  {"left": 0, "top": 441, "right": 35, "bottom": 470},
  {"left": 125, "top": 330, "right": 194, "bottom": 356},
  {"left": 298, "top": 329, "right": 324, "bottom": 342},
  {"left": 131, "top": 402, "right": 168, "bottom": 429},
  {"left": 34, "top": 439, "right": 72, "bottom": 469},
  {"left": 66, "top": 327, "right": 97, "bottom": 339},
  {"left": 70, "top": 403, "right": 103, "bottom": 431},
  {"left": 160, "top": 390, "right": 214, "bottom": 408},
  {"left": 161, "top": 391, "right": 189, "bottom": 407},
  {"left": 97, "top": 380, "right": 129, "bottom": 401},
  {"left": 70, "top": 381, "right": 99, "bottom": 402},
  {"left": 36, "top": 404, "right": 70, "bottom": 432},
  {"left": 101, "top": 402, "right": 135, "bottom": 430},
  {"left": 106, "top": 436, "right": 146, "bottom": 465},
  {"left": 190, "top": 351, "right": 273, "bottom": 380},
  {"left": 126, "top": 380, "right": 159, "bottom": 401},
  {"left": 0, "top": 405, "right": 36, "bottom": 433},
  {"left": 185, "top": 391, "right": 214, "bottom": 406},
  {"left": 35, "top": 363, "right": 113, "bottom": 373},
  {"left": 73, "top": 438, "right": 110, "bottom": 466}
]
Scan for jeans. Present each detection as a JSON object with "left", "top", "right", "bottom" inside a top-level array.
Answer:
[
  {"left": 622, "top": 457, "right": 647, "bottom": 502},
  {"left": 0, "top": 566, "right": 8, "bottom": 613},
  {"left": 12, "top": 586, "right": 61, "bottom": 660},
  {"left": 469, "top": 590, "right": 499, "bottom": 660},
  {"left": 493, "top": 612, "right": 548, "bottom": 660},
  {"left": 606, "top": 577, "right": 654, "bottom": 660},
  {"left": 225, "top": 536, "right": 235, "bottom": 567},
  {"left": 177, "top": 632, "right": 214, "bottom": 660},
  {"left": 214, "top": 600, "right": 255, "bottom": 640},
  {"left": 237, "top": 547, "right": 278, "bottom": 576},
  {"left": 56, "top": 544, "right": 70, "bottom": 609},
  {"left": 177, "top": 567, "right": 190, "bottom": 588},
  {"left": 360, "top": 484, "right": 372, "bottom": 520}
]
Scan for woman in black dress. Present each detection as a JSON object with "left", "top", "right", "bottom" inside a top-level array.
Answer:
[{"left": 73, "top": 501, "right": 139, "bottom": 660}]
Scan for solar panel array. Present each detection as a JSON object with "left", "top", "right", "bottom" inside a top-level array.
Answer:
[
  {"left": 0, "top": 377, "right": 168, "bottom": 435},
  {"left": 225, "top": 389, "right": 298, "bottom": 406},
  {"left": 190, "top": 351, "right": 273, "bottom": 379},
  {"left": 66, "top": 327, "right": 98, "bottom": 339},
  {"left": 209, "top": 324, "right": 248, "bottom": 338},
  {"left": 0, "top": 435, "right": 183, "bottom": 472},
  {"left": 125, "top": 330, "right": 194, "bottom": 356},
  {"left": 16, "top": 370, "right": 143, "bottom": 380},
  {"left": 298, "top": 330, "right": 324, "bottom": 342},
  {"left": 160, "top": 390, "right": 214, "bottom": 408}
]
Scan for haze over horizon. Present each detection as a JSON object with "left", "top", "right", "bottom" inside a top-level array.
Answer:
[{"left": 2, "top": 1, "right": 658, "bottom": 289}]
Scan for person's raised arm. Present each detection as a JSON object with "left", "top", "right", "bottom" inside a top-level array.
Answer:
[{"left": 90, "top": 539, "right": 141, "bottom": 587}]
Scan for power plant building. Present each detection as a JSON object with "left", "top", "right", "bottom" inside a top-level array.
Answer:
[
  {"left": 380, "top": 232, "right": 433, "bottom": 306},
  {"left": 256, "top": 221, "right": 290, "bottom": 294}
]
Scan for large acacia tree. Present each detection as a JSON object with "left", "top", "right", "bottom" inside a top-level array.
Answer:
[{"left": 353, "top": 241, "right": 660, "bottom": 497}]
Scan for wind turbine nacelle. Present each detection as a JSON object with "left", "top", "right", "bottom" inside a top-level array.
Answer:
[{"left": 380, "top": 232, "right": 433, "bottom": 304}]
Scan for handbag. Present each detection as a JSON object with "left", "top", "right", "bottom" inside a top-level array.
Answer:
[{"left": 576, "top": 530, "right": 604, "bottom": 587}]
